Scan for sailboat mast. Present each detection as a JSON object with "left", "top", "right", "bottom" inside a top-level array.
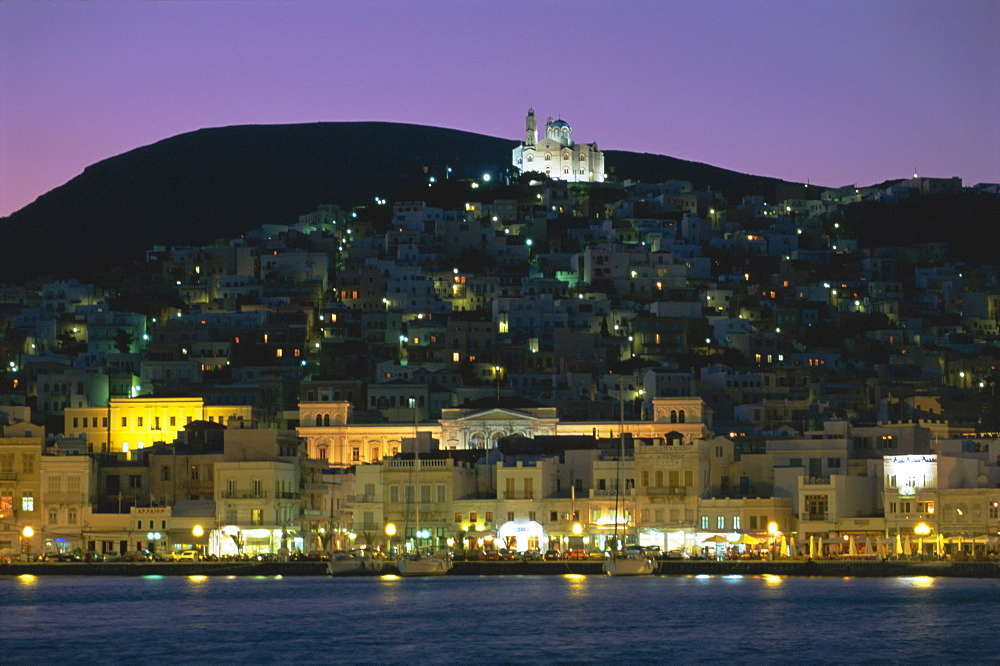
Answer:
[{"left": 412, "top": 397, "right": 420, "bottom": 550}]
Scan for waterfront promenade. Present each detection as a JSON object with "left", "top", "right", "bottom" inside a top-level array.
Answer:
[{"left": 4, "top": 559, "right": 999, "bottom": 578}]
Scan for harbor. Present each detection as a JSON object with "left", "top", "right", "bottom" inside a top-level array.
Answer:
[{"left": 4, "top": 558, "right": 999, "bottom": 578}]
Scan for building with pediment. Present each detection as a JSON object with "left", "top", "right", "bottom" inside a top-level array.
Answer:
[{"left": 297, "top": 396, "right": 712, "bottom": 468}]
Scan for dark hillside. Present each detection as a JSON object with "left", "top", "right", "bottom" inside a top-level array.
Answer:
[{"left": 1, "top": 122, "right": 802, "bottom": 281}]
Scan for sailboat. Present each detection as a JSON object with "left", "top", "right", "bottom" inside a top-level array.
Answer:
[
  {"left": 603, "top": 379, "right": 655, "bottom": 576},
  {"left": 396, "top": 398, "right": 452, "bottom": 576}
]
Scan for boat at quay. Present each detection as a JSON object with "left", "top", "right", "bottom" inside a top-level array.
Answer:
[{"left": 4, "top": 559, "right": 1000, "bottom": 577}]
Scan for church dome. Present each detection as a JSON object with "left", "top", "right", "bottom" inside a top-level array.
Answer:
[{"left": 548, "top": 119, "right": 570, "bottom": 129}]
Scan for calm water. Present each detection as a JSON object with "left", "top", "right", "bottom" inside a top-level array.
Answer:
[{"left": 2, "top": 574, "right": 998, "bottom": 663}]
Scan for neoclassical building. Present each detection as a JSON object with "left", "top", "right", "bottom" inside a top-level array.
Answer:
[
  {"left": 297, "top": 397, "right": 712, "bottom": 468},
  {"left": 511, "top": 108, "right": 604, "bottom": 183}
]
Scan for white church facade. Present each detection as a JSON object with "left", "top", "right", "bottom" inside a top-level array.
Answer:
[{"left": 511, "top": 108, "right": 605, "bottom": 183}]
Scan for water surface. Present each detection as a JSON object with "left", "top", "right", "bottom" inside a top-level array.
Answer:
[{"left": 2, "top": 574, "right": 997, "bottom": 663}]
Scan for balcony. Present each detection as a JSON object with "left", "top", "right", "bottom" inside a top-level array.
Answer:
[
  {"left": 803, "top": 477, "right": 831, "bottom": 486},
  {"left": 501, "top": 492, "right": 536, "bottom": 500},
  {"left": 0, "top": 472, "right": 17, "bottom": 482},
  {"left": 277, "top": 491, "right": 300, "bottom": 500},
  {"left": 591, "top": 488, "right": 634, "bottom": 498},
  {"left": 221, "top": 491, "right": 267, "bottom": 499},
  {"left": 643, "top": 486, "right": 686, "bottom": 497},
  {"left": 349, "top": 494, "right": 378, "bottom": 503},
  {"left": 43, "top": 492, "right": 88, "bottom": 504}
]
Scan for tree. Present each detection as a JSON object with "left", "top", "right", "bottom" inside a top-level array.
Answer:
[{"left": 113, "top": 328, "right": 134, "bottom": 354}]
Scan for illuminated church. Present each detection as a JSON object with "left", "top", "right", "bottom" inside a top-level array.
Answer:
[{"left": 511, "top": 108, "right": 605, "bottom": 183}]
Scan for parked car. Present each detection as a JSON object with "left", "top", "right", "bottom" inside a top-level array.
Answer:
[
  {"left": 587, "top": 550, "right": 609, "bottom": 560},
  {"left": 498, "top": 548, "right": 519, "bottom": 561},
  {"left": 664, "top": 548, "right": 690, "bottom": 560},
  {"left": 543, "top": 549, "right": 562, "bottom": 561},
  {"left": 46, "top": 550, "right": 82, "bottom": 562},
  {"left": 478, "top": 549, "right": 500, "bottom": 561},
  {"left": 82, "top": 550, "right": 104, "bottom": 563},
  {"left": 563, "top": 548, "right": 587, "bottom": 560},
  {"left": 172, "top": 550, "right": 200, "bottom": 562},
  {"left": 521, "top": 549, "right": 543, "bottom": 561},
  {"left": 122, "top": 550, "right": 154, "bottom": 562}
]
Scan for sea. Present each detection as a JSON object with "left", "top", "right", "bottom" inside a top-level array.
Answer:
[{"left": 2, "top": 573, "right": 998, "bottom": 663}]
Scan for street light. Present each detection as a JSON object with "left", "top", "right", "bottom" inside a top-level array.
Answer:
[
  {"left": 385, "top": 523, "right": 397, "bottom": 556},
  {"left": 22, "top": 525, "right": 34, "bottom": 560}
]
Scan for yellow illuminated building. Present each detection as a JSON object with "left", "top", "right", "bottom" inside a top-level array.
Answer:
[{"left": 65, "top": 397, "right": 253, "bottom": 455}]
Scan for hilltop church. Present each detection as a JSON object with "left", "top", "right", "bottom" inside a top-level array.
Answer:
[{"left": 511, "top": 108, "right": 605, "bottom": 183}]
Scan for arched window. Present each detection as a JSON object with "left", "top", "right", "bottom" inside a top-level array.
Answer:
[
  {"left": 670, "top": 410, "right": 678, "bottom": 423},
  {"left": 317, "top": 446, "right": 327, "bottom": 460},
  {"left": 322, "top": 414, "right": 331, "bottom": 426},
  {"left": 526, "top": 154, "right": 533, "bottom": 162},
  {"left": 544, "top": 153, "right": 551, "bottom": 161},
  {"left": 678, "top": 410, "right": 686, "bottom": 423}
]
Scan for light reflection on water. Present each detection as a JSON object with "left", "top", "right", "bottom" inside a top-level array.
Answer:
[{"left": 2, "top": 574, "right": 997, "bottom": 663}]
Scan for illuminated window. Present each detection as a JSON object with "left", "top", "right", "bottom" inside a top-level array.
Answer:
[
  {"left": 455, "top": 513, "right": 462, "bottom": 523},
  {"left": 700, "top": 515, "right": 709, "bottom": 530},
  {"left": 452, "top": 352, "right": 460, "bottom": 362},
  {"left": 716, "top": 516, "right": 725, "bottom": 530},
  {"left": 276, "top": 349, "right": 283, "bottom": 358},
  {"left": 22, "top": 493, "right": 34, "bottom": 512}
]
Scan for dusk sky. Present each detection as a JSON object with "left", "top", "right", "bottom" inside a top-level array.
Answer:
[{"left": 1, "top": 0, "right": 997, "bottom": 217}]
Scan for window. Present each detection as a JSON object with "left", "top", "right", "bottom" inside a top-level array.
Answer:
[
  {"left": 470, "top": 512, "right": 478, "bottom": 522},
  {"left": 420, "top": 485, "right": 431, "bottom": 503},
  {"left": 733, "top": 516, "right": 741, "bottom": 530},
  {"left": 251, "top": 479, "right": 263, "bottom": 496},
  {"left": 154, "top": 417, "right": 160, "bottom": 430},
  {"left": 161, "top": 466, "right": 170, "bottom": 481},
  {"left": 750, "top": 516, "right": 758, "bottom": 529},
  {"left": 48, "top": 476, "right": 62, "bottom": 493},
  {"left": 550, "top": 511, "right": 559, "bottom": 521},
  {"left": 68, "top": 476, "right": 80, "bottom": 493},
  {"left": 48, "top": 508, "right": 58, "bottom": 524},
  {"left": 351, "top": 448, "right": 360, "bottom": 462},
  {"left": 389, "top": 486, "right": 399, "bottom": 503},
  {"left": 121, "top": 417, "right": 127, "bottom": 427},
  {"left": 137, "top": 417, "right": 143, "bottom": 427},
  {"left": 700, "top": 515, "right": 709, "bottom": 530},
  {"left": 827, "top": 458, "right": 841, "bottom": 469},
  {"left": 529, "top": 512, "right": 536, "bottom": 522},
  {"left": 716, "top": 516, "right": 725, "bottom": 530},
  {"left": 507, "top": 512, "right": 514, "bottom": 522},
  {"left": 437, "top": 484, "right": 446, "bottom": 503},
  {"left": 485, "top": 512, "right": 493, "bottom": 522},
  {"left": 190, "top": 466, "right": 199, "bottom": 481},
  {"left": 22, "top": 454, "right": 34, "bottom": 475},
  {"left": 226, "top": 509, "right": 238, "bottom": 524},
  {"left": 68, "top": 509, "right": 77, "bottom": 525},
  {"left": 129, "top": 475, "right": 142, "bottom": 489},
  {"left": 170, "top": 416, "right": 176, "bottom": 427},
  {"left": 455, "top": 512, "right": 462, "bottom": 523},
  {"left": 684, "top": 470, "right": 693, "bottom": 487},
  {"left": 251, "top": 509, "right": 263, "bottom": 525},
  {"left": 22, "top": 493, "right": 34, "bottom": 512}
]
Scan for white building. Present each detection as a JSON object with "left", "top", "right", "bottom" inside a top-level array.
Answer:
[{"left": 512, "top": 109, "right": 604, "bottom": 183}]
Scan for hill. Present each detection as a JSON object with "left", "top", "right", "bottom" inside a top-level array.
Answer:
[{"left": 0, "top": 122, "right": 802, "bottom": 281}]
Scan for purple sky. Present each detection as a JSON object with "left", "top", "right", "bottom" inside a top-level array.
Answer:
[{"left": 2, "top": 0, "right": 997, "bottom": 217}]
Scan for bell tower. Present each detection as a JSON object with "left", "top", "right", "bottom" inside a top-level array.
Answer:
[{"left": 525, "top": 108, "right": 537, "bottom": 147}]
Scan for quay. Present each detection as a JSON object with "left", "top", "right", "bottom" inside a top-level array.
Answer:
[{"left": 4, "top": 559, "right": 999, "bottom": 578}]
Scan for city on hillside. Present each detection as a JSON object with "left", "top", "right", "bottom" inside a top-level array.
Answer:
[{"left": 1, "top": 110, "right": 999, "bottom": 563}]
